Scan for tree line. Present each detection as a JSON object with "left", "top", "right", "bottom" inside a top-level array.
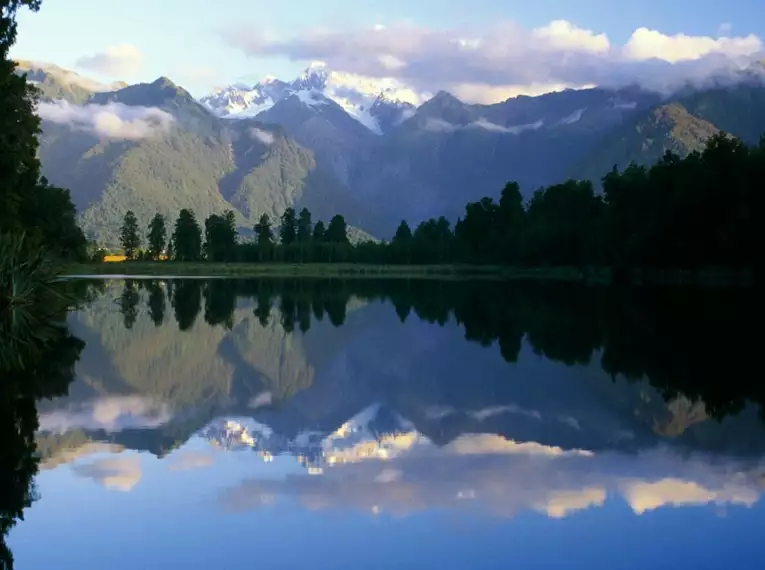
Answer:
[
  {"left": 115, "top": 132, "right": 762, "bottom": 274},
  {"left": 115, "top": 277, "right": 763, "bottom": 422},
  {"left": 116, "top": 207, "right": 353, "bottom": 263},
  {"left": 0, "top": 2, "right": 86, "bottom": 269}
]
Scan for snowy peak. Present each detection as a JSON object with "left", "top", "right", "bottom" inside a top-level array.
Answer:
[
  {"left": 202, "top": 77, "right": 291, "bottom": 118},
  {"left": 293, "top": 61, "right": 330, "bottom": 91},
  {"left": 200, "top": 63, "right": 422, "bottom": 134},
  {"left": 196, "top": 404, "right": 429, "bottom": 473}
]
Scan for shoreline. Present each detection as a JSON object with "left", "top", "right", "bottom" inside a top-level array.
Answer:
[
  {"left": 62, "top": 262, "right": 592, "bottom": 281},
  {"left": 62, "top": 263, "right": 755, "bottom": 287}
]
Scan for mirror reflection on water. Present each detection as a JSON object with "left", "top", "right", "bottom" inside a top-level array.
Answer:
[{"left": 2, "top": 278, "right": 764, "bottom": 570}]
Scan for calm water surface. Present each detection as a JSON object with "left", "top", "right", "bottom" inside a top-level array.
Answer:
[{"left": 3, "top": 278, "right": 764, "bottom": 570}]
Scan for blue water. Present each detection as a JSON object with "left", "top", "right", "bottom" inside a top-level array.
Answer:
[{"left": 8, "top": 279, "right": 765, "bottom": 569}]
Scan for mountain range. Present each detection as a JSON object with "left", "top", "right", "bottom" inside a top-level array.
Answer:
[{"left": 17, "top": 59, "right": 765, "bottom": 244}]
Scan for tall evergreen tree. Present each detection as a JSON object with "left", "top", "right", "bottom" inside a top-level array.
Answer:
[
  {"left": 391, "top": 220, "right": 413, "bottom": 264},
  {"left": 172, "top": 209, "right": 202, "bottom": 262},
  {"left": 280, "top": 207, "right": 297, "bottom": 245},
  {"left": 147, "top": 213, "right": 167, "bottom": 260},
  {"left": 0, "top": 1, "right": 85, "bottom": 261},
  {"left": 326, "top": 215, "right": 349, "bottom": 244},
  {"left": 119, "top": 210, "right": 141, "bottom": 260},
  {"left": 297, "top": 207, "right": 312, "bottom": 242},
  {"left": 204, "top": 210, "right": 237, "bottom": 262},
  {"left": 393, "top": 220, "right": 413, "bottom": 243},
  {"left": 312, "top": 220, "right": 326, "bottom": 242},
  {"left": 254, "top": 213, "right": 274, "bottom": 246}
]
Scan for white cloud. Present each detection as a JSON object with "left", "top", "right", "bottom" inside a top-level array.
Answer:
[
  {"left": 621, "top": 478, "right": 759, "bottom": 514},
  {"left": 249, "top": 127, "right": 275, "bottom": 145},
  {"left": 423, "top": 118, "right": 458, "bottom": 132},
  {"left": 537, "top": 488, "right": 607, "bottom": 518},
  {"left": 444, "top": 433, "right": 593, "bottom": 457},
  {"left": 378, "top": 54, "right": 406, "bottom": 71},
  {"left": 223, "top": 20, "right": 765, "bottom": 102},
  {"left": 423, "top": 117, "right": 544, "bottom": 135},
  {"left": 623, "top": 28, "right": 763, "bottom": 63},
  {"left": 37, "top": 100, "right": 174, "bottom": 140},
  {"left": 218, "top": 440, "right": 765, "bottom": 519},
  {"left": 450, "top": 82, "right": 592, "bottom": 104},
  {"left": 75, "top": 44, "right": 145, "bottom": 77},
  {"left": 532, "top": 20, "right": 610, "bottom": 54},
  {"left": 72, "top": 455, "right": 142, "bottom": 492},
  {"left": 39, "top": 395, "right": 173, "bottom": 432}
]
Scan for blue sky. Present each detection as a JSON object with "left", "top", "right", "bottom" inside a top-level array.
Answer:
[{"left": 10, "top": 0, "right": 765, "bottom": 99}]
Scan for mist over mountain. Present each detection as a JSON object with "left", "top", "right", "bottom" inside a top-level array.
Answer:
[{"left": 18, "top": 59, "right": 765, "bottom": 243}]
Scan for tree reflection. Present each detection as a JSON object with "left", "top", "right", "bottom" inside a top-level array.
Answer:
[
  {"left": 146, "top": 280, "right": 166, "bottom": 327},
  {"left": 0, "top": 283, "right": 86, "bottom": 570},
  {"left": 171, "top": 280, "right": 202, "bottom": 331},
  {"left": 118, "top": 280, "right": 140, "bottom": 330},
  {"left": 106, "top": 277, "right": 765, "bottom": 422},
  {"left": 203, "top": 280, "right": 235, "bottom": 330},
  {"left": 141, "top": 278, "right": 761, "bottom": 421}
]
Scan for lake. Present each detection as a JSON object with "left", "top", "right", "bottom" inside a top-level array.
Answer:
[{"left": 3, "top": 278, "right": 764, "bottom": 570}]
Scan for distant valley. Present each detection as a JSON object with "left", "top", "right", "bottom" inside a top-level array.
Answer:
[{"left": 18, "top": 59, "right": 765, "bottom": 245}]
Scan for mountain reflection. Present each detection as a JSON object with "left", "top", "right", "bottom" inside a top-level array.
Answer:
[
  {"left": 6, "top": 277, "right": 765, "bottom": 568},
  {"left": 109, "top": 277, "right": 763, "bottom": 421}
]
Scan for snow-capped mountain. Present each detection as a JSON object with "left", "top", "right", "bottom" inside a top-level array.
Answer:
[
  {"left": 200, "top": 62, "right": 421, "bottom": 134},
  {"left": 199, "top": 77, "right": 291, "bottom": 118},
  {"left": 198, "top": 403, "right": 430, "bottom": 473}
]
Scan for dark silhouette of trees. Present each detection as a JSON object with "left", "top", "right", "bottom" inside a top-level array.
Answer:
[
  {"left": 147, "top": 214, "right": 167, "bottom": 260},
  {"left": 171, "top": 279, "right": 202, "bottom": 330},
  {"left": 252, "top": 213, "right": 275, "bottom": 262},
  {"left": 523, "top": 180, "right": 604, "bottom": 267},
  {"left": 146, "top": 280, "right": 166, "bottom": 326},
  {"left": 0, "top": 277, "right": 86, "bottom": 570},
  {"left": 394, "top": 220, "right": 412, "bottom": 243},
  {"left": 17, "top": 178, "right": 86, "bottom": 260},
  {"left": 203, "top": 280, "right": 236, "bottom": 329},
  {"left": 1, "top": 1, "right": 86, "bottom": 263},
  {"left": 254, "top": 214, "right": 274, "bottom": 246},
  {"left": 411, "top": 217, "right": 453, "bottom": 263},
  {"left": 89, "top": 132, "right": 761, "bottom": 276},
  {"left": 297, "top": 208, "right": 312, "bottom": 243},
  {"left": 172, "top": 209, "right": 202, "bottom": 262},
  {"left": 119, "top": 211, "right": 141, "bottom": 260},
  {"left": 166, "top": 237, "right": 174, "bottom": 261},
  {"left": 279, "top": 207, "right": 297, "bottom": 246},
  {"left": 118, "top": 280, "right": 140, "bottom": 329},
  {"left": 312, "top": 220, "right": 326, "bottom": 243},
  {"left": 391, "top": 220, "right": 413, "bottom": 263},
  {"left": 204, "top": 210, "right": 237, "bottom": 262},
  {"left": 326, "top": 215, "right": 349, "bottom": 244}
]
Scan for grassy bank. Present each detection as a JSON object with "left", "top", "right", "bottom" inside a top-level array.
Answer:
[{"left": 62, "top": 262, "right": 599, "bottom": 281}]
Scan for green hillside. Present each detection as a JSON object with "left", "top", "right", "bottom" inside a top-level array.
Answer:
[
  {"left": 30, "top": 75, "right": 369, "bottom": 246},
  {"left": 569, "top": 103, "right": 720, "bottom": 183}
]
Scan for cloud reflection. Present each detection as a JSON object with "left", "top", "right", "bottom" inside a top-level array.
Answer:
[
  {"left": 38, "top": 396, "right": 173, "bottom": 433},
  {"left": 72, "top": 455, "right": 142, "bottom": 492},
  {"left": 217, "top": 435, "right": 765, "bottom": 519}
]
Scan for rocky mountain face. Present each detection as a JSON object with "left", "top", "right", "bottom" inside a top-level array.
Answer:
[{"left": 18, "top": 60, "right": 765, "bottom": 242}]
